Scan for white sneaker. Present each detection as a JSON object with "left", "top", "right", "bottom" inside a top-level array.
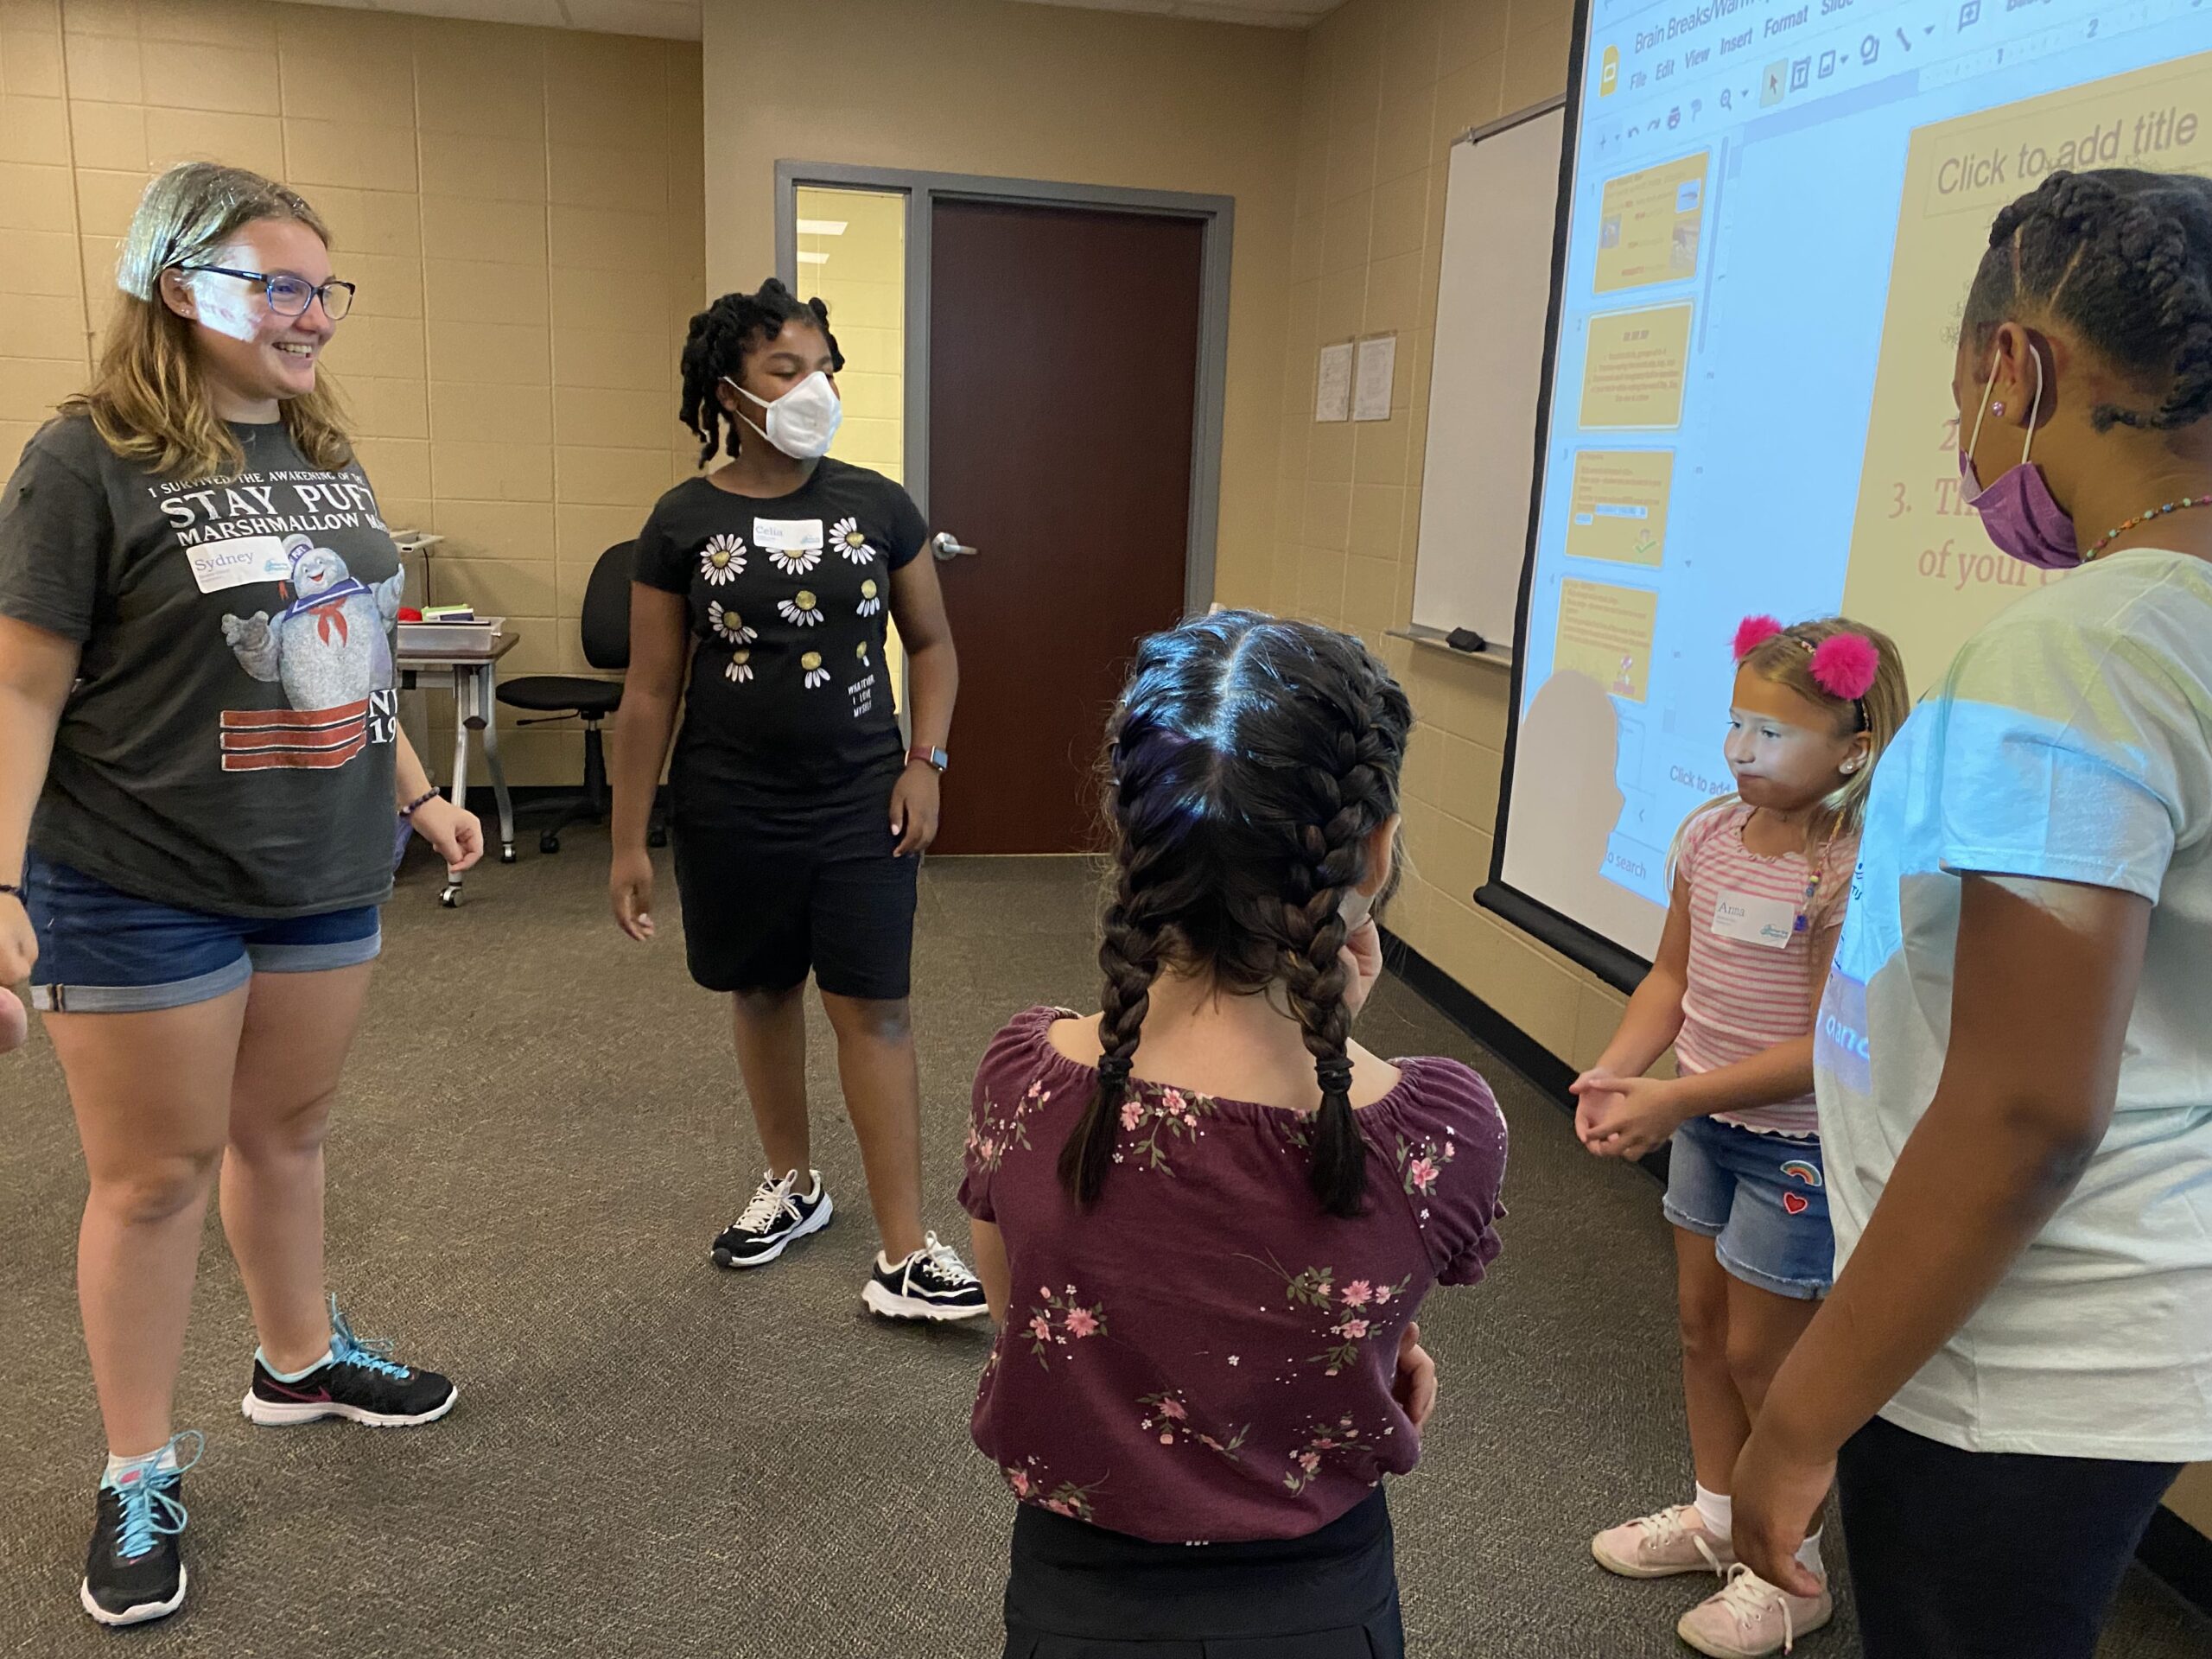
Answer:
[
  {"left": 1677, "top": 1563, "right": 1834, "bottom": 1656},
  {"left": 1591, "top": 1503, "right": 1738, "bottom": 1579},
  {"left": 862, "top": 1231, "right": 989, "bottom": 1322}
]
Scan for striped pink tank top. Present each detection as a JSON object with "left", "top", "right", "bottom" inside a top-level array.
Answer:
[{"left": 1674, "top": 803, "right": 1857, "bottom": 1139}]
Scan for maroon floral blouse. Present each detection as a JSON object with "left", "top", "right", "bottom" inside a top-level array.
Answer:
[{"left": 960, "top": 1006, "right": 1509, "bottom": 1544}]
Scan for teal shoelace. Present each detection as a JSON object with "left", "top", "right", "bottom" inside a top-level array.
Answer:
[{"left": 107, "top": 1429, "right": 203, "bottom": 1561}]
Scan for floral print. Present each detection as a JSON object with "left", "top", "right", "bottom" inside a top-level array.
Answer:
[
  {"left": 963, "top": 1008, "right": 1510, "bottom": 1543},
  {"left": 1027, "top": 1285, "right": 1108, "bottom": 1370},
  {"left": 1138, "top": 1390, "right": 1249, "bottom": 1463},
  {"left": 1249, "top": 1254, "right": 1411, "bottom": 1376},
  {"left": 767, "top": 543, "right": 821, "bottom": 576},
  {"left": 800, "top": 650, "right": 829, "bottom": 690},
  {"left": 778, "top": 590, "right": 823, "bottom": 627},
  {"left": 708, "top": 601, "right": 756, "bottom": 646},
  {"left": 856, "top": 577, "right": 882, "bottom": 617},
  {"left": 699, "top": 532, "right": 745, "bottom": 585},
  {"left": 831, "top": 516, "right": 877, "bottom": 565},
  {"left": 1001, "top": 1455, "right": 1101, "bottom": 1522},
  {"left": 1282, "top": 1413, "right": 1382, "bottom": 1495},
  {"left": 724, "top": 648, "right": 753, "bottom": 683},
  {"left": 1111, "top": 1084, "right": 1217, "bottom": 1174},
  {"left": 1395, "top": 1129, "right": 1459, "bottom": 1221},
  {"left": 969, "top": 1077, "right": 1052, "bottom": 1178}
]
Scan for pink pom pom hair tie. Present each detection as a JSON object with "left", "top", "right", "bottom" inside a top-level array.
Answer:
[
  {"left": 1732, "top": 614, "right": 1783, "bottom": 660},
  {"left": 1809, "top": 632, "right": 1880, "bottom": 703},
  {"left": 1733, "top": 614, "right": 1878, "bottom": 732}
]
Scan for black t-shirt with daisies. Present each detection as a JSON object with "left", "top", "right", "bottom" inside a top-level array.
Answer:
[{"left": 633, "top": 459, "right": 925, "bottom": 811}]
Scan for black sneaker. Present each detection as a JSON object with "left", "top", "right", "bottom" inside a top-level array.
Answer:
[
  {"left": 863, "top": 1231, "right": 990, "bottom": 1322},
  {"left": 80, "top": 1431, "right": 200, "bottom": 1628},
  {"left": 242, "top": 1295, "right": 457, "bottom": 1427},
  {"left": 712, "top": 1168, "right": 835, "bottom": 1268}
]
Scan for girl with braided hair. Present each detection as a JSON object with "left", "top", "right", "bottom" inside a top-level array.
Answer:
[
  {"left": 957, "top": 612, "right": 1507, "bottom": 1658},
  {"left": 1731, "top": 169, "right": 2212, "bottom": 1657},
  {"left": 612, "top": 279, "right": 985, "bottom": 1322}
]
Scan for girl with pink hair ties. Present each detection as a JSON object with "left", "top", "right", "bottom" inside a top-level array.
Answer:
[{"left": 1573, "top": 614, "right": 1907, "bottom": 1656}]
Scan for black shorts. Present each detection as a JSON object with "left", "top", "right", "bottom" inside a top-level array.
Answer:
[
  {"left": 1002, "top": 1487, "right": 1403, "bottom": 1658},
  {"left": 670, "top": 776, "right": 918, "bottom": 1001}
]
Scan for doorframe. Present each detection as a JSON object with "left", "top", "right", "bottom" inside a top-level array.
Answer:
[{"left": 773, "top": 162, "right": 1235, "bottom": 619}]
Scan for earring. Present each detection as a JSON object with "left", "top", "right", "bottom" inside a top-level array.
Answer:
[
  {"left": 1990, "top": 401, "right": 2006, "bottom": 417},
  {"left": 1840, "top": 759, "right": 1859, "bottom": 773}
]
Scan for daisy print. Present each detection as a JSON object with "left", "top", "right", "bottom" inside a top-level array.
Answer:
[
  {"left": 830, "top": 516, "right": 877, "bottom": 565},
  {"left": 801, "top": 651, "right": 830, "bottom": 690},
  {"left": 855, "top": 577, "right": 883, "bottom": 618},
  {"left": 768, "top": 541, "right": 820, "bottom": 576},
  {"left": 855, "top": 641, "right": 869, "bottom": 665},
  {"left": 725, "top": 648, "right": 753, "bottom": 683},
  {"left": 708, "top": 601, "right": 756, "bottom": 645},
  {"left": 699, "top": 532, "right": 746, "bottom": 586},
  {"left": 778, "top": 590, "right": 824, "bottom": 627}
]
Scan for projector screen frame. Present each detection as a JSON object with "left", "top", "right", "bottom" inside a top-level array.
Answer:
[{"left": 1473, "top": 0, "right": 1654, "bottom": 996}]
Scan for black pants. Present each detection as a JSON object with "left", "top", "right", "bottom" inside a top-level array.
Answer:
[
  {"left": 1002, "top": 1488, "right": 1405, "bottom": 1657},
  {"left": 1837, "top": 1414, "right": 2181, "bottom": 1658}
]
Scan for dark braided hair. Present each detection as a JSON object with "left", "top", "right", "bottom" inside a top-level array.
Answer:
[
  {"left": 1058, "top": 612, "right": 1413, "bottom": 1218},
  {"left": 1965, "top": 168, "right": 2212, "bottom": 432},
  {"left": 678, "top": 278, "right": 843, "bottom": 465}
]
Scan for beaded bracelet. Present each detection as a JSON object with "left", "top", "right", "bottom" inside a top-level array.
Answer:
[{"left": 400, "top": 789, "right": 440, "bottom": 819}]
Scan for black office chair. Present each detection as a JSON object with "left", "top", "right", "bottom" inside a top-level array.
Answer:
[{"left": 495, "top": 539, "right": 664, "bottom": 854}]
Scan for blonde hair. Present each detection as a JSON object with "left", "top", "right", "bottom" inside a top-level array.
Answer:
[
  {"left": 61, "top": 162, "right": 352, "bottom": 480},
  {"left": 1667, "top": 614, "right": 1910, "bottom": 887}
]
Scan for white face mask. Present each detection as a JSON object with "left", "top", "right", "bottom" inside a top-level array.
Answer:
[{"left": 723, "top": 370, "right": 842, "bottom": 461}]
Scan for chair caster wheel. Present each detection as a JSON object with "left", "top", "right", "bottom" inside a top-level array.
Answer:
[
  {"left": 539, "top": 832, "right": 562, "bottom": 855},
  {"left": 439, "top": 887, "right": 461, "bottom": 908},
  {"left": 499, "top": 844, "right": 517, "bottom": 864}
]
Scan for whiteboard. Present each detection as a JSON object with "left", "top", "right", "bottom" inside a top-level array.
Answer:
[{"left": 1409, "top": 100, "right": 1565, "bottom": 647}]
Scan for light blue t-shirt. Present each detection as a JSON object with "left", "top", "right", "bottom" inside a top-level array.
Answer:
[{"left": 1817, "top": 548, "right": 2212, "bottom": 1460}]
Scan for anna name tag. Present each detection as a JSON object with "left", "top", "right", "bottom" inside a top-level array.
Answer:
[{"left": 1711, "top": 890, "right": 1796, "bottom": 950}]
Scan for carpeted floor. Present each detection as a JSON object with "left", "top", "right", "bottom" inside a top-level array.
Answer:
[{"left": 1, "top": 845, "right": 2206, "bottom": 1658}]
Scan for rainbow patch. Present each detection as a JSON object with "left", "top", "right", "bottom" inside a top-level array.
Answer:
[{"left": 1778, "top": 1159, "right": 1822, "bottom": 1188}]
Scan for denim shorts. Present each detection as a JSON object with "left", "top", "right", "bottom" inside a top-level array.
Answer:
[
  {"left": 25, "top": 857, "right": 381, "bottom": 1014},
  {"left": 1662, "top": 1115, "right": 1834, "bottom": 1300}
]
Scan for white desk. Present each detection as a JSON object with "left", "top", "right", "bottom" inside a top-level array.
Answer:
[{"left": 397, "top": 631, "right": 518, "bottom": 906}]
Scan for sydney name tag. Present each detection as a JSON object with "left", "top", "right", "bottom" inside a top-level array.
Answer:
[
  {"left": 753, "top": 518, "right": 823, "bottom": 552},
  {"left": 185, "top": 534, "right": 293, "bottom": 595},
  {"left": 1711, "top": 890, "right": 1796, "bottom": 950}
]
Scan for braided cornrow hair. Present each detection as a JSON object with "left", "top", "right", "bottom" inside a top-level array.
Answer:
[
  {"left": 1057, "top": 613, "right": 1414, "bottom": 1218},
  {"left": 677, "top": 277, "right": 844, "bottom": 465},
  {"left": 1965, "top": 168, "right": 2212, "bottom": 432}
]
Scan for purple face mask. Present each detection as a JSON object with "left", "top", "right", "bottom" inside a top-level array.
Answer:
[{"left": 1958, "top": 340, "right": 2081, "bottom": 570}]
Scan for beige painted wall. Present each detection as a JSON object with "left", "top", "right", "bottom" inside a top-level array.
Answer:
[
  {"left": 1262, "top": 0, "right": 1630, "bottom": 1069},
  {"left": 699, "top": 0, "right": 1306, "bottom": 613},
  {"left": 0, "top": 0, "right": 705, "bottom": 786}
]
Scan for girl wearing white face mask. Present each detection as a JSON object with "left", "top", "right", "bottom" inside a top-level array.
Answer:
[{"left": 612, "top": 280, "right": 986, "bottom": 1325}]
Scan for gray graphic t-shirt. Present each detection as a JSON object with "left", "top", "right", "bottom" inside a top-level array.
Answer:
[{"left": 0, "top": 415, "right": 403, "bottom": 918}]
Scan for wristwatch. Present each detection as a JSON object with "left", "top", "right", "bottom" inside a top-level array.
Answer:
[{"left": 906, "top": 746, "right": 949, "bottom": 772}]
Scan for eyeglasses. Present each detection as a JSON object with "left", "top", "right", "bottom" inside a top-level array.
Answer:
[{"left": 173, "top": 264, "right": 356, "bottom": 321}]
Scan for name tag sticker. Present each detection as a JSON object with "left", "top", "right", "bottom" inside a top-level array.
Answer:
[
  {"left": 753, "top": 518, "right": 823, "bottom": 552},
  {"left": 185, "top": 534, "right": 292, "bottom": 595},
  {"left": 1711, "top": 889, "right": 1796, "bottom": 950}
]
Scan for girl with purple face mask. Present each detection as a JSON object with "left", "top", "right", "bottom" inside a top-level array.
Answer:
[{"left": 1732, "top": 168, "right": 2212, "bottom": 1659}]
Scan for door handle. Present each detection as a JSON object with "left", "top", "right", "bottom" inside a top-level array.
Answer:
[{"left": 931, "top": 532, "right": 978, "bottom": 562}]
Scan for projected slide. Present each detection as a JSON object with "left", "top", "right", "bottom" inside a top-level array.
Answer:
[{"left": 1499, "top": 0, "right": 2212, "bottom": 963}]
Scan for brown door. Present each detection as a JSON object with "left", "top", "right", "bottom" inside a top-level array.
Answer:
[{"left": 926, "top": 199, "right": 1203, "bottom": 855}]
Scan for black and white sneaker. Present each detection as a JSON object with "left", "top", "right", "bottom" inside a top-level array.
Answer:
[
  {"left": 712, "top": 1168, "right": 834, "bottom": 1268},
  {"left": 242, "top": 1296, "right": 458, "bottom": 1427},
  {"left": 863, "top": 1231, "right": 990, "bottom": 1322},
  {"left": 80, "top": 1431, "right": 200, "bottom": 1628}
]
